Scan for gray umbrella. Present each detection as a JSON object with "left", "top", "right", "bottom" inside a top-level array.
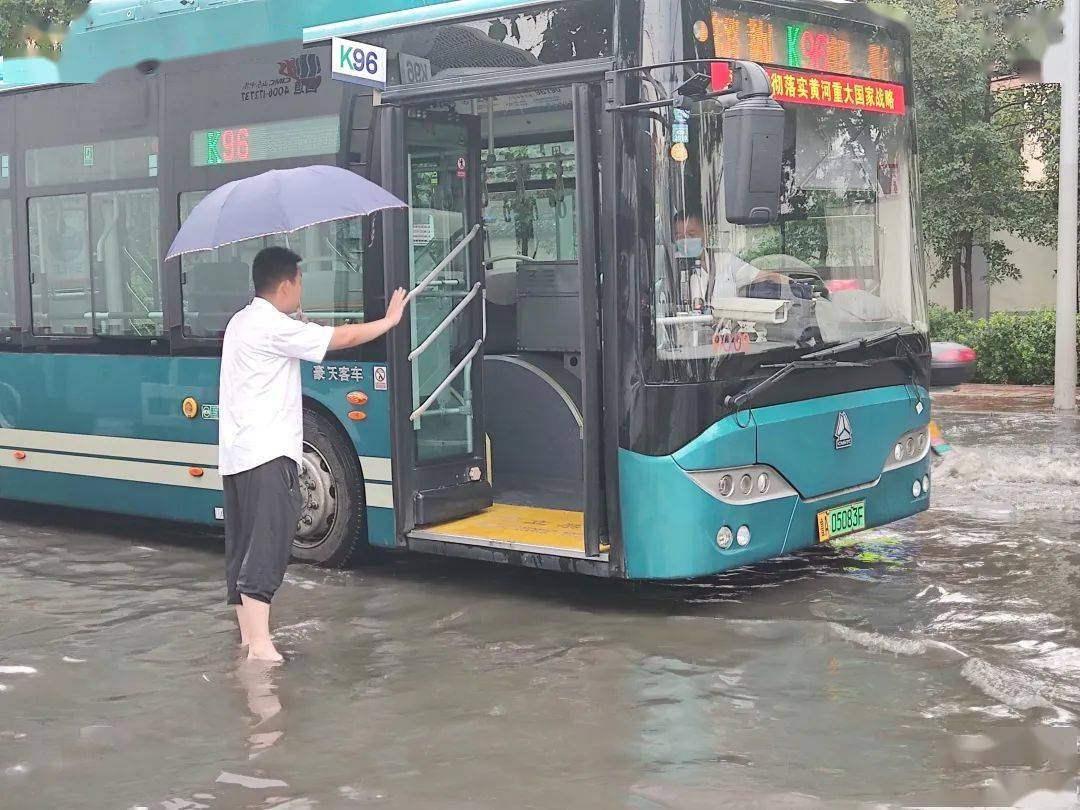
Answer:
[{"left": 165, "top": 165, "right": 406, "bottom": 259}]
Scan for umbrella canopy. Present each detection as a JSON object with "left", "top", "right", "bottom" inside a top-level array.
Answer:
[{"left": 165, "top": 165, "right": 407, "bottom": 259}]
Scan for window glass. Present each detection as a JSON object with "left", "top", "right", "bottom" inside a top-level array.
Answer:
[
  {"left": 0, "top": 199, "right": 14, "bottom": 328},
  {"left": 25, "top": 136, "right": 158, "bottom": 188},
  {"left": 180, "top": 191, "right": 365, "bottom": 338},
  {"left": 29, "top": 195, "right": 91, "bottom": 336},
  {"left": 90, "top": 189, "right": 163, "bottom": 336},
  {"left": 483, "top": 141, "right": 577, "bottom": 264}
]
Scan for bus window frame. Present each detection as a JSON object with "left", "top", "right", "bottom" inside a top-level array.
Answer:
[
  {"left": 10, "top": 71, "right": 164, "bottom": 352},
  {"left": 0, "top": 93, "right": 23, "bottom": 342}
]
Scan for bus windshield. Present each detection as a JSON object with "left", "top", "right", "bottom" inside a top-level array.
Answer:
[{"left": 643, "top": 0, "right": 927, "bottom": 382}]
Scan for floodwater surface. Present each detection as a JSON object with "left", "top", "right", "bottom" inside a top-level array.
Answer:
[{"left": 1, "top": 407, "right": 1079, "bottom": 809}]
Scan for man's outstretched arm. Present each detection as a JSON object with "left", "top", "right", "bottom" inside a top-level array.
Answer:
[{"left": 328, "top": 287, "right": 409, "bottom": 351}]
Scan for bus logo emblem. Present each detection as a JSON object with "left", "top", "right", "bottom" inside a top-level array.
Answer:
[{"left": 834, "top": 411, "right": 852, "bottom": 449}]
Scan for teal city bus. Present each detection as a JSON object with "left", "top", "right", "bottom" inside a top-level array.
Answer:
[{"left": 0, "top": 0, "right": 931, "bottom": 578}]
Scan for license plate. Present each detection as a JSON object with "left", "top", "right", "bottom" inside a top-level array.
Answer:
[{"left": 817, "top": 501, "right": 866, "bottom": 543}]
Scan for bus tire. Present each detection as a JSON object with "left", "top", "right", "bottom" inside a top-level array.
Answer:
[{"left": 293, "top": 407, "right": 369, "bottom": 568}]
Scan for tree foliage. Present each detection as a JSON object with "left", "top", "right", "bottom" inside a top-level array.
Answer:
[
  {"left": 886, "top": 0, "right": 1062, "bottom": 311},
  {"left": 0, "top": 1, "right": 88, "bottom": 58}
]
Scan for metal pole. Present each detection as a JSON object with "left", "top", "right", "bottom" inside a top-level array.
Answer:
[{"left": 1053, "top": 0, "right": 1079, "bottom": 410}]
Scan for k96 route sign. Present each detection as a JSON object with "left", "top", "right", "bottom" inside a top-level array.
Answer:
[{"left": 331, "top": 37, "right": 387, "bottom": 89}]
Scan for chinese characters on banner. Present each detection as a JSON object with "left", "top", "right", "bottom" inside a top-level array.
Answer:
[
  {"left": 708, "top": 63, "right": 905, "bottom": 116},
  {"left": 767, "top": 68, "right": 905, "bottom": 115}
]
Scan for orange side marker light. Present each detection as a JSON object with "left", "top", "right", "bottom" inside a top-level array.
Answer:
[
  {"left": 188, "top": 467, "right": 204, "bottom": 478},
  {"left": 347, "top": 411, "right": 367, "bottom": 421},
  {"left": 13, "top": 451, "right": 26, "bottom": 460},
  {"left": 346, "top": 391, "right": 368, "bottom": 405}
]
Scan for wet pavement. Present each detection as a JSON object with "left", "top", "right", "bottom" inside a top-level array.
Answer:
[{"left": 2, "top": 405, "right": 1080, "bottom": 809}]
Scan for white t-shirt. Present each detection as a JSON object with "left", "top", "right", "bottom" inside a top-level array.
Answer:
[{"left": 218, "top": 297, "right": 334, "bottom": 476}]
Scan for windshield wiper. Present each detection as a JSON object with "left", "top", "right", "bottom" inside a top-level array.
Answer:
[
  {"left": 801, "top": 325, "right": 910, "bottom": 360},
  {"left": 724, "top": 358, "right": 869, "bottom": 411}
]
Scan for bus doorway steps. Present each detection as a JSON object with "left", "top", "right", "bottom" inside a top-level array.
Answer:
[{"left": 408, "top": 503, "right": 607, "bottom": 561}]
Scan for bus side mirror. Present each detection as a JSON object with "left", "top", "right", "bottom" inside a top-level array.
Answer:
[{"left": 721, "top": 97, "right": 785, "bottom": 225}]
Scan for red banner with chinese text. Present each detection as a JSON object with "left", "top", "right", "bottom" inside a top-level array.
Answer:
[{"left": 709, "top": 63, "right": 906, "bottom": 116}]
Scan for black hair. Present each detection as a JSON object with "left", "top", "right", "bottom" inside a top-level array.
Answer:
[{"left": 252, "top": 246, "right": 302, "bottom": 295}]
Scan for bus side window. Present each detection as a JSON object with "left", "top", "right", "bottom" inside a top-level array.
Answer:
[
  {"left": 179, "top": 191, "right": 365, "bottom": 336},
  {"left": 90, "top": 189, "right": 162, "bottom": 336},
  {"left": 0, "top": 198, "right": 14, "bottom": 329},
  {"left": 179, "top": 191, "right": 257, "bottom": 338},
  {"left": 28, "top": 195, "right": 92, "bottom": 337}
]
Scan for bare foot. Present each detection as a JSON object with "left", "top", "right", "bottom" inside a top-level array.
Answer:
[{"left": 247, "top": 641, "right": 284, "bottom": 663}]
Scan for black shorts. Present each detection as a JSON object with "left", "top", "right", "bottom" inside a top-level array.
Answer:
[{"left": 223, "top": 456, "right": 302, "bottom": 605}]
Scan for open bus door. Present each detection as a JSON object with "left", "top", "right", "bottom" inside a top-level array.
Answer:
[{"left": 380, "top": 105, "right": 492, "bottom": 532}]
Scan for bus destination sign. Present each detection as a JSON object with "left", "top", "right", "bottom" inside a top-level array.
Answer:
[
  {"left": 190, "top": 115, "right": 340, "bottom": 167},
  {"left": 703, "top": 8, "right": 899, "bottom": 82},
  {"left": 709, "top": 62, "right": 906, "bottom": 115}
]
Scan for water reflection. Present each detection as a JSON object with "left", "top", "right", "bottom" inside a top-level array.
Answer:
[{"left": 236, "top": 660, "right": 284, "bottom": 754}]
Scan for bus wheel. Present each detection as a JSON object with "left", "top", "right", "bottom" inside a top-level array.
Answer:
[{"left": 293, "top": 408, "right": 368, "bottom": 568}]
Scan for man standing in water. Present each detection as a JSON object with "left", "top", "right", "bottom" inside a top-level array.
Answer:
[{"left": 219, "top": 246, "right": 408, "bottom": 661}]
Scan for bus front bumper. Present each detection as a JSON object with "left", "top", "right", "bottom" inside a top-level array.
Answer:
[{"left": 617, "top": 447, "right": 930, "bottom": 580}]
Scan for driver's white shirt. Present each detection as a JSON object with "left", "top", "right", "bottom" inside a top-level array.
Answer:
[{"left": 218, "top": 297, "right": 334, "bottom": 476}]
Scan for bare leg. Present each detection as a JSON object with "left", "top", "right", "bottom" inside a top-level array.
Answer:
[
  {"left": 242, "top": 595, "right": 283, "bottom": 662},
  {"left": 234, "top": 604, "right": 252, "bottom": 647}
]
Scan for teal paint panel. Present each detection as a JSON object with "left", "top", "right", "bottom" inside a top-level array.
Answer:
[
  {"left": 0, "top": 467, "right": 222, "bottom": 525},
  {"left": 0, "top": 354, "right": 220, "bottom": 444},
  {"left": 304, "top": 0, "right": 544, "bottom": 41},
  {"left": 58, "top": 0, "right": 480, "bottom": 84},
  {"left": 618, "top": 448, "right": 796, "bottom": 580},
  {"left": 782, "top": 459, "right": 931, "bottom": 555},
  {"left": 0, "top": 353, "right": 395, "bottom": 534},
  {"left": 754, "top": 385, "right": 927, "bottom": 498},
  {"left": 366, "top": 506, "right": 396, "bottom": 548},
  {"left": 299, "top": 360, "right": 392, "bottom": 458},
  {"left": 672, "top": 411, "right": 757, "bottom": 471}
]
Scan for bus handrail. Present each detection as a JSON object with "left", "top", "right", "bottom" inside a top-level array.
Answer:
[
  {"left": 411, "top": 338, "right": 483, "bottom": 422},
  {"left": 405, "top": 223, "right": 480, "bottom": 305},
  {"left": 408, "top": 281, "right": 481, "bottom": 362}
]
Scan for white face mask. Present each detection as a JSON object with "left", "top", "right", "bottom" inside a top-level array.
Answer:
[{"left": 674, "top": 237, "right": 703, "bottom": 259}]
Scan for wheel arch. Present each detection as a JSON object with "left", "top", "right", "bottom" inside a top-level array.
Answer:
[{"left": 301, "top": 395, "right": 371, "bottom": 547}]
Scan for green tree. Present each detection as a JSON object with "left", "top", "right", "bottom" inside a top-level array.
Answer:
[
  {"left": 0, "top": 1, "right": 88, "bottom": 58},
  {"left": 888, "top": 0, "right": 1061, "bottom": 311}
]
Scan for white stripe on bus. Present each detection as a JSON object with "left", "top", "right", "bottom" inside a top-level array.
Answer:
[
  {"left": 0, "top": 427, "right": 218, "bottom": 466},
  {"left": 0, "top": 428, "right": 394, "bottom": 483},
  {"left": 1, "top": 449, "right": 398, "bottom": 510},
  {"left": 364, "top": 482, "right": 394, "bottom": 509},
  {"left": 0, "top": 449, "right": 223, "bottom": 490},
  {"left": 359, "top": 456, "right": 392, "bottom": 483}
]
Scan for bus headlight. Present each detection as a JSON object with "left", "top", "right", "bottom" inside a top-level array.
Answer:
[
  {"left": 922, "top": 474, "right": 930, "bottom": 493},
  {"left": 736, "top": 525, "right": 751, "bottom": 546},
  {"left": 739, "top": 474, "right": 753, "bottom": 495},
  {"left": 685, "top": 465, "right": 795, "bottom": 504},
  {"left": 893, "top": 443, "right": 904, "bottom": 462},
  {"left": 716, "top": 526, "right": 734, "bottom": 549},
  {"left": 718, "top": 475, "right": 734, "bottom": 497},
  {"left": 912, "top": 479, "right": 922, "bottom": 498}
]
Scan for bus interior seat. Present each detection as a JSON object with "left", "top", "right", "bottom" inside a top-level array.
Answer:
[{"left": 183, "top": 260, "right": 251, "bottom": 334}]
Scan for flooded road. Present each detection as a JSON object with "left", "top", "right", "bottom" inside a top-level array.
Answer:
[{"left": 2, "top": 406, "right": 1079, "bottom": 809}]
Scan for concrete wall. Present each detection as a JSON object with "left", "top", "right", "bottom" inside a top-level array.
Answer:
[{"left": 928, "top": 231, "right": 1059, "bottom": 315}]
